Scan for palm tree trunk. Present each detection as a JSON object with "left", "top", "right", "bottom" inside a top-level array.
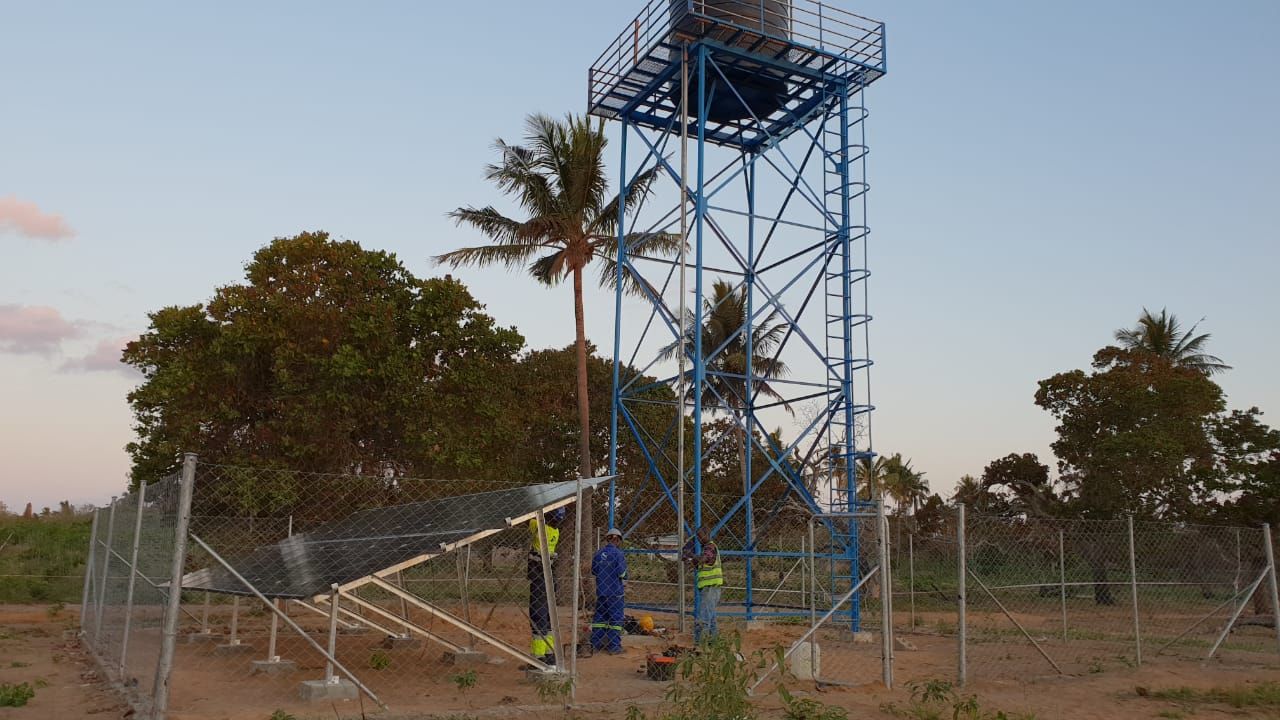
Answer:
[
  {"left": 558, "top": 264, "right": 595, "bottom": 606},
  {"left": 573, "top": 265, "right": 593, "bottom": 480}
]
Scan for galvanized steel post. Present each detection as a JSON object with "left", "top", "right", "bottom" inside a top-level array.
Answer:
[
  {"left": 1264, "top": 524, "right": 1280, "bottom": 656},
  {"left": 80, "top": 508, "right": 101, "bottom": 633},
  {"left": 93, "top": 496, "right": 118, "bottom": 644},
  {"left": 957, "top": 504, "right": 967, "bottom": 686},
  {"left": 878, "top": 501, "right": 892, "bottom": 688},
  {"left": 1128, "top": 515, "right": 1142, "bottom": 665},
  {"left": 1058, "top": 528, "right": 1068, "bottom": 644},
  {"left": 152, "top": 453, "right": 197, "bottom": 720},
  {"left": 326, "top": 584, "right": 339, "bottom": 683},
  {"left": 119, "top": 482, "right": 148, "bottom": 676}
]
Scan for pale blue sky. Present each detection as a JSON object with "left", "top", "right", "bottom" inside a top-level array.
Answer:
[{"left": 2, "top": 1, "right": 1277, "bottom": 510}]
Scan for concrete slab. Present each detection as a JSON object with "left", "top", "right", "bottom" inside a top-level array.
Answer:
[
  {"left": 524, "top": 668, "right": 569, "bottom": 684},
  {"left": 442, "top": 650, "right": 487, "bottom": 667},
  {"left": 380, "top": 635, "right": 421, "bottom": 650},
  {"left": 299, "top": 679, "right": 358, "bottom": 702},
  {"left": 185, "top": 631, "right": 219, "bottom": 645},
  {"left": 213, "top": 641, "right": 255, "bottom": 656},
  {"left": 850, "top": 631, "right": 876, "bottom": 644},
  {"left": 893, "top": 636, "right": 918, "bottom": 651},
  {"left": 251, "top": 659, "right": 298, "bottom": 676}
]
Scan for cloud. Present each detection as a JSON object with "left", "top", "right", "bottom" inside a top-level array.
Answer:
[
  {"left": 0, "top": 304, "right": 82, "bottom": 354},
  {"left": 0, "top": 196, "right": 75, "bottom": 242},
  {"left": 61, "top": 337, "right": 140, "bottom": 378}
]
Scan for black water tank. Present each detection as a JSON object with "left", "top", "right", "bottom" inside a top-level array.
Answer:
[{"left": 670, "top": 0, "right": 792, "bottom": 124}]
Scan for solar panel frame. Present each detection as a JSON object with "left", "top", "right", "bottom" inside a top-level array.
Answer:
[{"left": 180, "top": 478, "right": 607, "bottom": 599}]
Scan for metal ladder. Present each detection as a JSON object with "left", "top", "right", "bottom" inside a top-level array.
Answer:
[{"left": 821, "top": 74, "right": 875, "bottom": 629}]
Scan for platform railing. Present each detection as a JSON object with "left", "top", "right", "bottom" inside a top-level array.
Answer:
[{"left": 588, "top": 0, "right": 886, "bottom": 117}]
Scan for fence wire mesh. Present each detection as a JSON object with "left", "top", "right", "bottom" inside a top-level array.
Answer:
[
  {"left": 76, "top": 460, "right": 1280, "bottom": 719},
  {"left": 80, "top": 473, "right": 184, "bottom": 715}
]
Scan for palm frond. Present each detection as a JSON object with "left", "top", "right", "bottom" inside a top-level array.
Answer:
[{"left": 434, "top": 242, "right": 545, "bottom": 271}]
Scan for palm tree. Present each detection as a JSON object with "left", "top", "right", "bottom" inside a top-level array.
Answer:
[
  {"left": 438, "top": 113, "right": 677, "bottom": 595},
  {"left": 662, "top": 279, "right": 791, "bottom": 500},
  {"left": 882, "top": 454, "right": 928, "bottom": 516},
  {"left": 1115, "top": 308, "right": 1230, "bottom": 375},
  {"left": 855, "top": 455, "right": 887, "bottom": 501},
  {"left": 950, "top": 474, "right": 986, "bottom": 509}
]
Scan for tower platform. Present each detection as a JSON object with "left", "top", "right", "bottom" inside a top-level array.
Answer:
[{"left": 588, "top": 0, "right": 886, "bottom": 151}]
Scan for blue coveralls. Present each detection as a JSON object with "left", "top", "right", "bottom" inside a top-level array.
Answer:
[{"left": 590, "top": 543, "right": 628, "bottom": 652}]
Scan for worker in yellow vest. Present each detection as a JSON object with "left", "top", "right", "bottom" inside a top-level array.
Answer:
[
  {"left": 528, "top": 508, "right": 564, "bottom": 665},
  {"left": 680, "top": 525, "right": 723, "bottom": 644}
]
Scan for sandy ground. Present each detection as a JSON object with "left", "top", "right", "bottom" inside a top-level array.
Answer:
[
  {"left": 0, "top": 606, "right": 124, "bottom": 720},
  {"left": 2, "top": 604, "right": 1277, "bottom": 719}
]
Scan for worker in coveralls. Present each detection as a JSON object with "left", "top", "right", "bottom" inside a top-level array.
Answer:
[
  {"left": 528, "top": 508, "right": 564, "bottom": 666},
  {"left": 681, "top": 525, "right": 723, "bottom": 644},
  {"left": 590, "top": 528, "right": 628, "bottom": 654}
]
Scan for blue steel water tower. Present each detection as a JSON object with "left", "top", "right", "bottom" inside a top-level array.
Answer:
[{"left": 593, "top": 1, "right": 886, "bottom": 627}]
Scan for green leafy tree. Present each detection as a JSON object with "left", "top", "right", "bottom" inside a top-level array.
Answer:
[
  {"left": 1115, "top": 307, "right": 1230, "bottom": 376},
  {"left": 123, "top": 232, "right": 525, "bottom": 506},
  {"left": 1036, "top": 347, "right": 1224, "bottom": 519},
  {"left": 980, "top": 453, "right": 1059, "bottom": 517}
]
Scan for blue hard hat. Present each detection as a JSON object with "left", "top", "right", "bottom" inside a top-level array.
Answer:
[{"left": 549, "top": 507, "right": 566, "bottom": 522}]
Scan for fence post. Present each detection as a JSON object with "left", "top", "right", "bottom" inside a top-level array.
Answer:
[
  {"left": 119, "top": 482, "right": 148, "bottom": 676},
  {"left": 80, "top": 508, "right": 101, "bottom": 633},
  {"left": 878, "top": 502, "right": 892, "bottom": 688},
  {"left": 325, "top": 584, "right": 340, "bottom": 684},
  {"left": 152, "top": 453, "right": 197, "bottom": 720},
  {"left": 908, "top": 532, "right": 915, "bottom": 631},
  {"left": 957, "top": 504, "right": 967, "bottom": 686},
  {"left": 1058, "top": 528, "right": 1068, "bottom": 644},
  {"left": 808, "top": 517, "right": 817, "bottom": 677},
  {"left": 1127, "top": 515, "right": 1142, "bottom": 666},
  {"left": 1263, "top": 524, "right": 1280, "bottom": 656},
  {"left": 93, "top": 496, "right": 118, "bottom": 645},
  {"left": 570, "top": 475, "right": 584, "bottom": 699}
]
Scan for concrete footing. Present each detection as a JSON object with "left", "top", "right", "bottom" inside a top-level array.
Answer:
[
  {"left": 186, "top": 631, "right": 219, "bottom": 645},
  {"left": 442, "top": 649, "right": 487, "bottom": 667},
  {"left": 789, "top": 641, "right": 821, "bottom": 681},
  {"left": 214, "top": 641, "right": 256, "bottom": 656},
  {"left": 299, "top": 679, "right": 358, "bottom": 702},
  {"left": 524, "top": 668, "right": 568, "bottom": 684},
  {"left": 251, "top": 659, "right": 298, "bottom": 676},
  {"left": 380, "top": 635, "right": 421, "bottom": 650}
]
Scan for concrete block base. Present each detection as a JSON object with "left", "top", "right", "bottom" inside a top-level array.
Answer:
[
  {"left": 524, "top": 668, "right": 568, "bottom": 684},
  {"left": 850, "top": 631, "right": 876, "bottom": 645},
  {"left": 380, "top": 635, "right": 421, "bottom": 650},
  {"left": 893, "top": 636, "right": 918, "bottom": 652},
  {"left": 186, "top": 631, "right": 219, "bottom": 645},
  {"left": 214, "top": 641, "right": 256, "bottom": 656},
  {"left": 442, "top": 650, "right": 487, "bottom": 667},
  {"left": 788, "top": 641, "right": 821, "bottom": 681},
  {"left": 251, "top": 659, "right": 298, "bottom": 676},
  {"left": 299, "top": 679, "right": 358, "bottom": 702}
]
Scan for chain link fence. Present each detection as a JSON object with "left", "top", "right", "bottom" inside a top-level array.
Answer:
[
  {"left": 76, "top": 458, "right": 1280, "bottom": 719},
  {"left": 884, "top": 508, "right": 1280, "bottom": 687}
]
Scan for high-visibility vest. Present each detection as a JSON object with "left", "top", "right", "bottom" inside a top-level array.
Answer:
[
  {"left": 530, "top": 519, "right": 560, "bottom": 557},
  {"left": 696, "top": 545, "right": 724, "bottom": 589}
]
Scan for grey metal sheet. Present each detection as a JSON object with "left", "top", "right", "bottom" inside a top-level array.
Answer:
[{"left": 181, "top": 478, "right": 603, "bottom": 599}]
